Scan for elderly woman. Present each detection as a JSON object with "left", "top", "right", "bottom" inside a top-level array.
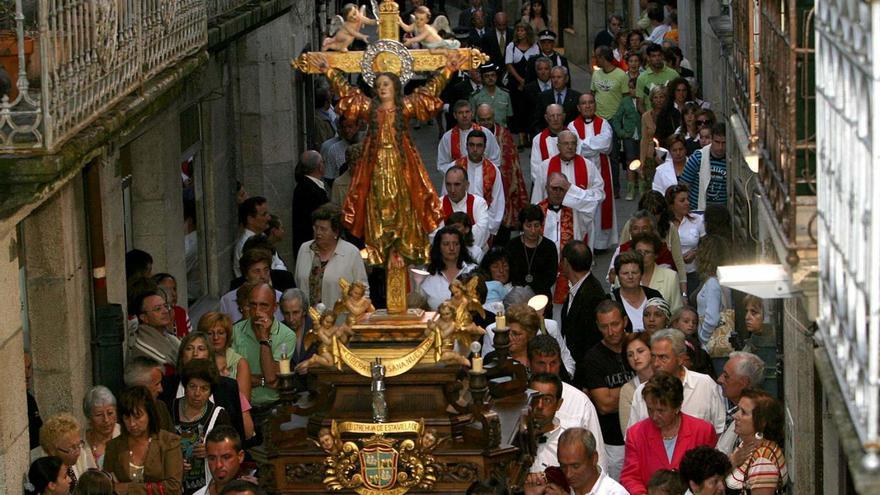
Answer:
[
  {"left": 679, "top": 446, "right": 732, "bottom": 495},
  {"left": 422, "top": 226, "right": 477, "bottom": 310},
  {"left": 82, "top": 386, "right": 120, "bottom": 469},
  {"left": 485, "top": 303, "right": 542, "bottom": 368},
  {"left": 695, "top": 235, "right": 730, "bottom": 350},
  {"left": 481, "top": 287, "right": 576, "bottom": 377},
  {"left": 293, "top": 203, "right": 368, "bottom": 307},
  {"left": 633, "top": 232, "right": 682, "bottom": 313},
  {"left": 611, "top": 251, "right": 664, "bottom": 332},
  {"left": 39, "top": 412, "right": 95, "bottom": 490},
  {"left": 479, "top": 246, "right": 514, "bottom": 307},
  {"left": 26, "top": 456, "right": 70, "bottom": 495},
  {"left": 172, "top": 359, "right": 231, "bottom": 495},
  {"left": 620, "top": 372, "right": 717, "bottom": 495},
  {"left": 198, "top": 311, "right": 252, "bottom": 401},
  {"left": 104, "top": 386, "right": 183, "bottom": 495},
  {"left": 160, "top": 332, "right": 252, "bottom": 443},
  {"left": 619, "top": 332, "right": 653, "bottom": 433},
  {"left": 725, "top": 389, "right": 788, "bottom": 494}
]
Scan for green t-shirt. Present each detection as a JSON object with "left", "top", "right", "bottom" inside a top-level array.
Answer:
[
  {"left": 591, "top": 67, "right": 630, "bottom": 119},
  {"left": 635, "top": 65, "right": 679, "bottom": 111},
  {"left": 470, "top": 87, "right": 513, "bottom": 127},
  {"left": 231, "top": 318, "right": 297, "bottom": 406}
]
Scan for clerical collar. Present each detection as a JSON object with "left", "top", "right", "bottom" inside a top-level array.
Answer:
[
  {"left": 468, "top": 158, "right": 484, "bottom": 166},
  {"left": 582, "top": 117, "right": 594, "bottom": 123},
  {"left": 547, "top": 204, "right": 563, "bottom": 212}
]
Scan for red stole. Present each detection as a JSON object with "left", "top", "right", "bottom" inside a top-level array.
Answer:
[
  {"left": 455, "top": 156, "right": 497, "bottom": 206},
  {"left": 547, "top": 154, "right": 588, "bottom": 189},
  {"left": 539, "top": 200, "right": 577, "bottom": 304},
  {"left": 441, "top": 194, "right": 476, "bottom": 224},
  {"left": 571, "top": 116, "right": 614, "bottom": 230},
  {"left": 450, "top": 124, "right": 483, "bottom": 161},
  {"left": 538, "top": 128, "right": 554, "bottom": 161}
]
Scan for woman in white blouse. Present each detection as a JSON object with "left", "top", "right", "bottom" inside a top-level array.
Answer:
[
  {"left": 421, "top": 226, "right": 477, "bottom": 310},
  {"left": 667, "top": 184, "right": 705, "bottom": 295},
  {"left": 505, "top": 21, "right": 539, "bottom": 146}
]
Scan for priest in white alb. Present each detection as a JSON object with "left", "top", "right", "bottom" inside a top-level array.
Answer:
[
  {"left": 433, "top": 166, "right": 491, "bottom": 253},
  {"left": 529, "top": 104, "right": 567, "bottom": 202},
  {"left": 438, "top": 129, "right": 505, "bottom": 238},
  {"left": 567, "top": 92, "right": 618, "bottom": 250},
  {"left": 437, "top": 100, "right": 501, "bottom": 173}
]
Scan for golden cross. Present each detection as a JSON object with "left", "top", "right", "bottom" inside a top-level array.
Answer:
[{"left": 292, "top": 0, "right": 487, "bottom": 81}]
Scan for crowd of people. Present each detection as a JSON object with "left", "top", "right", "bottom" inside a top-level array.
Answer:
[{"left": 22, "top": 1, "right": 784, "bottom": 495}]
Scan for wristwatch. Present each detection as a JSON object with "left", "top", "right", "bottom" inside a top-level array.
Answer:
[{"left": 259, "top": 339, "right": 272, "bottom": 347}]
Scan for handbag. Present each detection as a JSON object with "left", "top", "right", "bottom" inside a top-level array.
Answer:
[{"left": 705, "top": 286, "right": 735, "bottom": 358}]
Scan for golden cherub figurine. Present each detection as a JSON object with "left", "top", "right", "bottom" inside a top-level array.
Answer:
[
  {"left": 334, "top": 278, "right": 375, "bottom": 325},
  {"left": 295, "top": 308, "right": 353, "bottom": 372},
  {"left": 316, "top": 425, "right": 342, "bottom": 455},
  {"left": 322, "top": 3, "right": 377, "bottom": 52},
  {"left": 427, "top": 301, "right": 485, "bottom": 366},
  {"left": 449, "top": 277, "right": 486, "bottom": 333}
]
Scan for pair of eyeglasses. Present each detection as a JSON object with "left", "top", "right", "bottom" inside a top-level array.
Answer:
[{"left": 56, "top": 440, "right": 85, "bottom": 455}]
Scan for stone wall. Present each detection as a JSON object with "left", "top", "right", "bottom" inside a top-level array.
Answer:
[
  {"left": 22, "top": 180, "right": 93, "bottom": 420},
  {"left": 0, "top": 230, "right": 28, "bottom": 493}
]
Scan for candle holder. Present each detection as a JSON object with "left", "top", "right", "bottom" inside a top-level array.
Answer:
[
  {"left": 468, "top": 369, "right": 489, "bottom": 406},
  {"left": 492, "top": 326, "right": 511, "bottom": 361},
  {"left": 276, "top": 372, "right": 298, "bottom": 402}
]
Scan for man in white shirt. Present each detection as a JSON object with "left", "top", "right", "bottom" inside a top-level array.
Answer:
[
  {"left": 438, "top": 130, "right": 505, "bottom": 235},
  {"left": 628, "top": 328, "right": 727, "bottom": 434},
  {"left": 233, "top": 196, "right": 286, "bottom": 277},
  {"left": 567, "top": 93, "right": 617, "bottom": 250},
  {"left": 529, "top": 373, "right": 567, "bottom": 474},
  {"left": 529, "top": 335, "right": 605, "bottom": 471},
  {"left": 530, "top": 104, "right": 567, "bottom": 198},
  {"left": 525, "top": 428, "right": 628, "bottom": 495},
  {"left": 437, "top": 100, "right": 501, "bottom": 172},
  {"left": 434, "top": 166, "right": 491, "bottom": 253}
]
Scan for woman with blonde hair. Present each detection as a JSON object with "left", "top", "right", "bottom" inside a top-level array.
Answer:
[
  {"left": 39, "top": 412, "right": 95, "bottom": 491},
  {"left": 198, "top": 311, "right": 252, "bottom": 401}
]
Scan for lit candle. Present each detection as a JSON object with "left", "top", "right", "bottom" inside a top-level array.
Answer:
[
  {"left": 279, "top": 343, "right": 291, "bottom": 374},
  {"left": 472, "top": 356, "right": 483, "bottom": 373},
  {"left": 496, "top": 315, "right": 506, "bottom": 330}
]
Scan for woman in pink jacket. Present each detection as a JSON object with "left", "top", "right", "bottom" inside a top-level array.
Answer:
[{"left": 620, "top": 372, "right": 717, "bottom": 495}]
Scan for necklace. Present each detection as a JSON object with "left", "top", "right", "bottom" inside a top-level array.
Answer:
[{"left": 522, "top": 241, "right": 538, "bottom": 283}]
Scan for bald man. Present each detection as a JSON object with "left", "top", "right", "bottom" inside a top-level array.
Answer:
[
  {"left": 530, "top": 104, "right": 567, "bottom": 190},
  {"left": 231, "top": 283, "right": 297, "bottom": 406}
]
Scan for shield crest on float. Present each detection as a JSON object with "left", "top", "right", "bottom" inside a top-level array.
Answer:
[{"left": 360, "top": 444, "right": 399, "bottom": 490}]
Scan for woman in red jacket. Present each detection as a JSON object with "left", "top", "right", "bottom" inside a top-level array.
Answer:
[{"left": 620, "top": 372, "right": 717, "bottom": 495}]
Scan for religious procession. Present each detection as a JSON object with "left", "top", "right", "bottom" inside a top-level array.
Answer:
[{"left": 2, "top": 0, "right": 861, "bottom": 494}]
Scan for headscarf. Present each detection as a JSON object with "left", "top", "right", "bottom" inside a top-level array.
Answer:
[{"left": 645, "top": 297, "right": 671, "bottom": 320}]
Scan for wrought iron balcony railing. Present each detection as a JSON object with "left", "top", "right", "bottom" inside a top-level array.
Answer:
[
  {"left": 815, "top": 0, "right": 880, "bottom": 459},
  {"left": 727, "top": 0, "right": 817, "bottom": 268},
  {"left": 0, "top": 0, "right": 262, "bottom": 153}
]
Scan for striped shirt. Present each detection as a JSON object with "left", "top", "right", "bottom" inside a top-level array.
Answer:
[
  {"left": 726, "top": 440, "right": 788, "bottom": 490},
  {"left": 680, "top": 149, "right": 727, "bottom": 210}
]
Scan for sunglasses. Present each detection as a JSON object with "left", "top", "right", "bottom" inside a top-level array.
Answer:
[{"left": 696, "top": 119, "right": 710, "bottom": 126}]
